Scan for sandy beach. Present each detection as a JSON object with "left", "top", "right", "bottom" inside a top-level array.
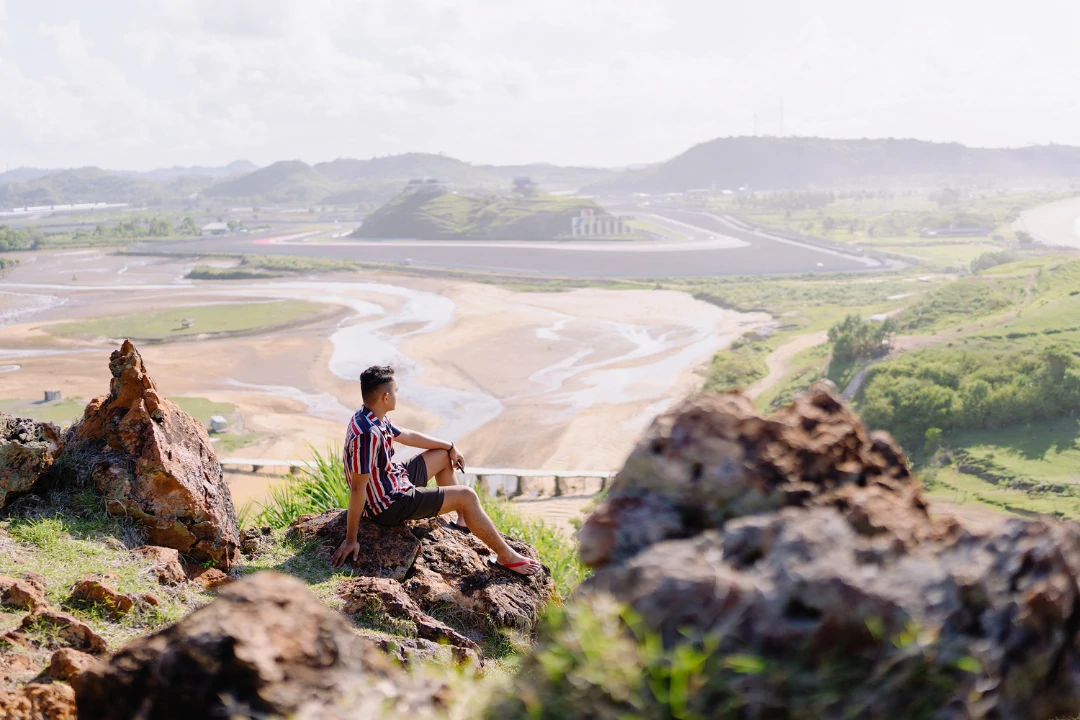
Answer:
[
  {"left": 1014, "top": 196, "right": 1080, "bottom": 248},
  {"left": 0, "top": 249, "right": 769, "bottom": 506}
]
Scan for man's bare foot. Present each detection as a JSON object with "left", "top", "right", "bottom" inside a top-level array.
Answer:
[
  {"left": 490, "top": 552, "right": 541, "bottom": 576},
  {"left": 454, "top": 512, "right": 468, "bottom": 530}
]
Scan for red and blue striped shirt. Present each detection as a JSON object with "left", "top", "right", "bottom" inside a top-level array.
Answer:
[{"left": 343, "top": 407, "right": 412, "bottom": 516}]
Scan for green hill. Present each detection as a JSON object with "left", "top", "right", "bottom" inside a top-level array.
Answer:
[
  {"left": 0, "top": 168, "right": 205, "bottom": 207},
  {"left": 585, "top": 137, "right": 1080, "bottom": 194},
  {"left": 202, "top": 161, "right": 339, "bottom": 204},
  {"left": 352, "top": 190, "right": 602, "bottom": 240}
]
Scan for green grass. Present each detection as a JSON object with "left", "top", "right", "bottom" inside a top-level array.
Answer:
[
  {"left": 703, "top": 338, "right": 769, "bottom": 393},
  {"left": 49, "top": 300, "right": 326, "bottom": 341},
  {"left": 0, "top": 398, "right": 87, "bottom": 427},
  {"left": 0, "top": 490, "right": 213, "bottom": 655}
]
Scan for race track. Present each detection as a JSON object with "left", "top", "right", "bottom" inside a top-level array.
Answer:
[{"left": 141, "top": 208, "right": 884, "bottom": 278}]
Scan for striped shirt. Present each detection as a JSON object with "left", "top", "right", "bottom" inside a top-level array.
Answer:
[{"left": 343, "top": 407, "right": 412, "bottom": 516}]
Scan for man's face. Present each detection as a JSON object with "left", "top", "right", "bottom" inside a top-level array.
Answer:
[{"left": 381, "top": 380, "right": 399, "bottom": 411}]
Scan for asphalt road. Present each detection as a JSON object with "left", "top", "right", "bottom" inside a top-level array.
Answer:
[{"left": 140, "top": 208, "right": 883, "bottom": 278}]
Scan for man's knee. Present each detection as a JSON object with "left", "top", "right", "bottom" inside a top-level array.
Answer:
[{"left": 442, "top": 485, "right": 477, "bottom": 508}]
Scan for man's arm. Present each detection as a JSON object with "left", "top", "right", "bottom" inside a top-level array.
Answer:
[
  {"left": 395, "top": 428, "right": 453, "bottom": 450},
  {"left": 331, "top": 466, "right": 370, "bottom": 568}
]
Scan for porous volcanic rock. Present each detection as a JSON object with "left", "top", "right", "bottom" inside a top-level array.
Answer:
[
  {"left": 338, "top": 576, "right": 480, "bottom": 654},
  {"left": 498, "top": 384, "right": 1080, "bottom": 719},
  {"left": 359, "top": 631, "right": 483, "bottom": 672},
  {"left": 0, "top": 682, "right": 76, "bottom": 720},
  {"left": 289, "top": 510, "right": 421, "bottom": 580},
  {"left": 72, "top": 572, "right": 448, "bottom": 720},
  {"left": 0, "top": 414, "right": 62, "bottom": 508},
  {"left": 291, "top": 511, "right": 555, "bottom": 638},
  {"left": 56, "top": 341, "right": 240, "bottom": 569},
  {"left": 405, "top": 519, "right": 555, "bottom": 634},
  {"left": 130, "top": 545, "right": 186, "bottom": 585}
]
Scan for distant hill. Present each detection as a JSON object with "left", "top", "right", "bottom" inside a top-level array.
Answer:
[
  {"left": 0, "top": 168, "right": 54, "bottom": 186},
  {"left": 201, "top": 161, "right": 338, "bottom": 204},
  {"left": 585, "top": 137, "right": 1080, "bottom": 194},
  {"left": 0, "top": 168, "right": 206, "bottom": 207},
  {"left": 352, "top": 189, "right": 602, "bottom": 240},
  {"left": 135, "top": 160, "right": 259, "bottom": 181}
]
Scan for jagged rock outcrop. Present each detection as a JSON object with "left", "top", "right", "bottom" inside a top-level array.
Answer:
[
  {"left": 0, "top": 414, "right": 62, "bottom": 508},
  {"left": 56, "top": 340, "right": 240, "bottom": 569},
  {"left": 72, "top": 572, "right": 449, "bottom": 720},
  {"left": 495, "top": 384, "right": 1080, "bottom": 719},
  {"left": 291, "top": 512, "right": 554, "bottom": 656}
]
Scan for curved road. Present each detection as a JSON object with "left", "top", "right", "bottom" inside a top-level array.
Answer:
[{"left": 140, "top": 208, "right": 885, "bottom": 278}]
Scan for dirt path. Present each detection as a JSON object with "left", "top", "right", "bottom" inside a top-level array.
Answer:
[{"left": 746, "top": 332, "right": 828, "bottom": 400}]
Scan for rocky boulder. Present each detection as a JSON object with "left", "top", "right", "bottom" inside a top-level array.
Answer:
[
  {"left": 130, "top": 545, "right": 186, "bottom": 585},
  {"left": 0, "top": 414, "right": 62, "bottom": 508},
  {"left": 72, "top": 572, "right": 448, "bottom": 720},
  {"left": 48, "top": 648, "right": 97, "bottom": 682},
  {"left": 291, "top": 511, "right": 554, "bottom": 651},
  {"left": 289, "top": 510, "right": 421, "bottom": 580},
  {"left": 56, "top": 340, "right": 240, "bottom": 569},
  {"left": 497, "top": 384, "right": 1080, "bottom": 719},
  {"left": 0, "top": 683, "right": 76, "bottom": 720}
]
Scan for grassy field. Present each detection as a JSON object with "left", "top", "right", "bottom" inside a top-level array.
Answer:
[
  {"left": 694, "top": 189, "right": 1073, "bottom": 272},
  {"left": 49, "top": 300, "right": 326, "bottom": 341},
  {"left": 0, "top": 396, "right": 259, "bottom": 452}
]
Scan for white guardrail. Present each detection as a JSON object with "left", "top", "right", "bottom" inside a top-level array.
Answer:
[{"left": 218, "top": 458, "right": 617, "bottom": 497}]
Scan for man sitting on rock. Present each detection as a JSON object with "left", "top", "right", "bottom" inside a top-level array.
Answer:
[{"left": 331, "top": 365, "right": 540, "bottom": 576}]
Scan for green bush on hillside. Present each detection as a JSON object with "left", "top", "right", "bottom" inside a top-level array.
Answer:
[
  {"left": 704, "top": 336, "right": 769, "bottom": 392},
  {"left": 828, "top": 314, "right": 893, "bottom": 363},
  {"left": 859, "top": 343, "right": 1080, "bottom": 446},
  {"left": 970, "top": 251, "right": 1014, "bottom": 274}
]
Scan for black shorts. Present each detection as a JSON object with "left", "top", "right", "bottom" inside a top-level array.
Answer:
[{"left": 369, "top": 455, "right": 444, "bottom": 525}]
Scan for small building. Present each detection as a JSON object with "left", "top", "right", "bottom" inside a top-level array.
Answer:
[
  {"left": 43, "top": 390, "right": 62, "bottom": 402},
  {"left": 180, "top": 317, "right": 196, "bottom": 330},
  {"left": 209, "top": 415, "right": 228, "bottom": 433},
  {"left": 200, "top": 222, "right": 229, "bottom": 236}
]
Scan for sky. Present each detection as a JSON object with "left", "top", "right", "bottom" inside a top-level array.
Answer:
[{"left": 0, "top": 0, "right": 1077, "bottom": 171}]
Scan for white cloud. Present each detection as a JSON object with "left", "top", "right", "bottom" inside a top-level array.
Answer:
[{"left": 0, "top": 0, "right": 1078, "bottom": 170}]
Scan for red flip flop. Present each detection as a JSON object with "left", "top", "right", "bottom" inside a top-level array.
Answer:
[{"left": 488, "top": 557, "right": 539, "bottom": 576}]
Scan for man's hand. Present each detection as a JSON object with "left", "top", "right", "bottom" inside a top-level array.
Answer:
[
  {"left": 331, "top": 538, "right": 360, "bottom": 568},
  {"left": 449, "top": 446, "right": 465, "bottom": 471}
]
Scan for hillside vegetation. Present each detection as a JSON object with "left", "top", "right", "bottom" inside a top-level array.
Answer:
[
  {"left": 353, "top": 190, "right": 602, "bottom": 240},
  {"left": 587, "top": 136, "right": 1080, "bottom": 194}
]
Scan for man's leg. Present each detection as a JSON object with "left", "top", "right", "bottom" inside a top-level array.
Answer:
[
  {"left": 439, "top": 486, "right": 540, "bottom": 575},
  {"left": 419, "top": 448, "right": 468, "bottom": 528}
]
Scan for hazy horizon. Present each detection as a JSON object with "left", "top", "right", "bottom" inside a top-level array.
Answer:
[{"left": 1, "top": 0, "right": 1077, "bottom": 171}]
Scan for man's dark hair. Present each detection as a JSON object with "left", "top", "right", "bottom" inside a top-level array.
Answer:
[{"left": 360, "top": 365, "right": 395, "bottom": 404}]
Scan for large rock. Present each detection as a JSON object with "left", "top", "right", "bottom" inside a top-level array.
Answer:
[
  {"left": 338, "top": 576, "right": 480, "bottom": 654},
  {"left": 57, "top": 341, "right": 240, "bottom": 569},
  {"left": 0, "top": 414, "right": 62, "bottom": 507},
  {"left": 72, "top": 572, "right": 447, "bottom": 720},
  {"left": 0, "top": 683, "right": 76, "bottom": 720},
  {"left": 291, "top": 511, "right": 555, "bottom": 639},
  {"left": 497, "top": 384, "right": 1080, "bottom": 719},
  {"left": 289, "top": 510, "right": 421, "bottom": 580},
  {"left": 405, "top": 519, "right": 555, "bottom": 634},
  {"left": 130, "top": 545, "right": 186, "bottom": 585}
]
